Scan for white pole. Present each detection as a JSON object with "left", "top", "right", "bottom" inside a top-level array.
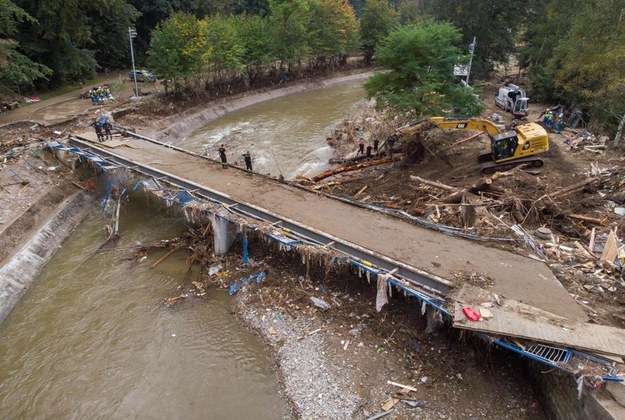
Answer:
[
  {"left": 466, "top": 36, "right": 476, "bottom": 86},
  {"left": 129, "top": 28, "right": 139, "bottom": 98}
]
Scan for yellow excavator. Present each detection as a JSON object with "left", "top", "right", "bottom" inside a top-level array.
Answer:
[{"left": 386, "top": 117, "right": 549, "bottom": 174}]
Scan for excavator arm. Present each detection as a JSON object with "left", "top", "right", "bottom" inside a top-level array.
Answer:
[{"left": 386, "top": 116, "right": 549, "bottom": 173}]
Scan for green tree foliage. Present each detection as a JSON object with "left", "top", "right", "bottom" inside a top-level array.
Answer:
[
  {"left": 15, "top": 0, "right": 139, "bottom": 85},
  {"left": 426, "top": 0, "right": 531, "bottom": 79},
  {"left": 267, "top": 0, "right": 310, "bottom": 73},
  {"left": 206, "top": 14, "right": 244, "bottom": 74},
  {"left": 360, "top": 0, "right": 398, "bottom": 64},
  {"left": 550, "top": 0, "right": 625, "bottom": 136},
  {"left": 90, "top": 0, "right": 140, "bottom": 70},
  {"left": 147, "top": 12, "right": 210, "bottom": 83},
  {"left": 306, "top": 0, "right": 359, "bottom": 67},
  {"left": 521, "top": 0, "right": 625, "bottom": 139},
  {"left": 0, "top": 0, "right": 50, "bottom": 94},
  {"left": 365, "top": 22, "right": 484, "bottom": 117},
  {"left": 238, "top": 14, "right": 272, "bottom": 68}
]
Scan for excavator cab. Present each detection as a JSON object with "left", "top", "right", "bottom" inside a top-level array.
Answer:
[{"left": 491, "top": 132, "right": 519, "bottom": 161}]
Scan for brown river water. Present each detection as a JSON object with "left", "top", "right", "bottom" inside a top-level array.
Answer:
[
  {"left": 181, "top": 81, "right": 366, "bottom": 179},
  {"left": 0, "top": 81, "right": 366, "bottom": 418}
]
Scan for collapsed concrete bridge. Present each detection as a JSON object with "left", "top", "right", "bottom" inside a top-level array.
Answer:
[{"left": 50, "top": 131, "right": 623, "bottom": 385}]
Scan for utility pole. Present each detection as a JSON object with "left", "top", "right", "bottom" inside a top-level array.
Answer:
[
  {"left": 466, "top": 36, "right": 476, "bottom": 87},
  {"left": 128, "top": 27, "right": 138, "bottom": 98}
]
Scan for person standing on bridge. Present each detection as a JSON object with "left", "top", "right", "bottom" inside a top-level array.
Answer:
[
  {"left": 218, "top": 144, "right": 227, "bottom": 168},
  {"left": 366, "top": 145, "right": 373, "bottom": 159},
  {"left": 373, "top": 139, "right": 379, "bottom": 154},
  {"left": 242, "top": 151, "right": 253, "bottom": 172},
  {"left": 103, "top": 120, "right": 112, "bottom": 141},
  {"left": 92, "top": 121, "right": 104, "bottom": 142}
]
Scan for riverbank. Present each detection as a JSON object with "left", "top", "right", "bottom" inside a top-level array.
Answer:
[
  {"left": 120, "top": 69, "right": 377, "bottom": 144},
  {"left": 226, "top": 247, "right": 543, "bottom": 419}
]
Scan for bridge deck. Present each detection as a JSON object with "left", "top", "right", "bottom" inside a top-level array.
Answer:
[{"left": 74, "top": 132, "right": 587, "bottom": 322}]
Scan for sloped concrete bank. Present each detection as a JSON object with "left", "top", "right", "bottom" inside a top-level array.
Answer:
[
  {"left": 0, "top": 191, "right": 94, "bottom": 324},
  {"left": 141, "top": 70, "right": 377, "bottom": 143}
]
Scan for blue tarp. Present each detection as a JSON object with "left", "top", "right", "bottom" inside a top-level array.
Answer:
[{"left": 228, "top": 271, "right": 265, "bottom": 295}]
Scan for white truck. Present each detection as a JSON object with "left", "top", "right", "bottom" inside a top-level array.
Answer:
[{"left": 495, "top": 83, "right": 529, "bottom": 118}]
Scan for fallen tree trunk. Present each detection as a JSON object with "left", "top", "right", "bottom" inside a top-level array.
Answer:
[
  {"left": 312, "top": 157, "right": 396, "bottom": 182},
  {"left": 568, "top": 213, "right": 609, "bottom": 226},
  {"left": 409, "top": 175, "right": 457, "bottom": 191},
  {"left": 538, "top": 177, "right": 600, "bottom": 202}
]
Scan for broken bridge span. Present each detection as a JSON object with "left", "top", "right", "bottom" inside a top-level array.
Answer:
[{"left": 54, "top": 130, "right": 623, "bottom": 381}]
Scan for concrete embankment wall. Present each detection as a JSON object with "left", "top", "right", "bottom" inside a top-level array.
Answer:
[
  {"left": 0, "top": 191, "right": 94, "bottom": 324},
  {"left": 527, "top": 361, "right": 625, "bottom": 419},
  {"left": 143, "top": 70, "right": 376, "bottom": 143}
]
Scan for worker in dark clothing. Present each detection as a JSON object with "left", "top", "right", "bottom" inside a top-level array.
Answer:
[
  {"left": 387, "top": 137, "right": 396, "bottom": 159},
  {"left": 242, "top": 151, "right": 253, "bottom": 172},
  {"left": 92, "top": 121, "right": 103, "bottom": 142},
  {"left": 103, "top": 120, "right": 112, "bottom": 140},
  {"left": 357, "top": 141, "right": 364, "bottom": 156},
  {"left": 218, "top": 144, "right": 227, "bottom": 168},
  {"left": 366, "top": 145, "right": 373, "bottom": 159},
  {"left": 373, "top": 139, "right": 379, "bottom": 153}
]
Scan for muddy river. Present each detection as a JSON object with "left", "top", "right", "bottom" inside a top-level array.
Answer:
[
  {"left": 0, "top": 202, "right": 288, "bottom": 418},
  {"left": 181, "top": 81, "right": 366, "bottom": 179},
  {"left": 0, "top": 81, "right": 366, "bottom": 418}
]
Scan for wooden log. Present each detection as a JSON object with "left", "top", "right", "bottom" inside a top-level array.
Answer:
[
  {"left": 488, "top": 164, "right": 527, "bottom": 182},
  {"left": 574, "top": 241, "right": 597, "bottom": 261},
  {"left": 312, "top": 157, "right": 396, "bottom": 182},
  {"left": 568, "top": 214, "right": 608, "bottom": 226},
  {"left": 538, "top": 177, "right": 600, "bottom": 202},
  {"left": 354, "top": 185, "right": 368, "bottom": 198},
  {"left": 409, "top": 175, "right": 457, "bottom": 191},
  {"left": 150, "top": 246, "right": 181, "bottom": 269},
  {"left": 589, "top": 227, "right": 596, "bottom": 253}
]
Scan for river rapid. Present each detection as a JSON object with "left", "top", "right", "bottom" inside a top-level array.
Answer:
[{"left": 181, "top": 81, "right": 366, "bottom": 179}]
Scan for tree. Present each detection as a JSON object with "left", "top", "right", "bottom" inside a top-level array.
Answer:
[
  {"left": 89, "top": 0, "right": 140, "bottom": 70},
  {"left": 306, "top": 0, "right": 359, "bottom": 68},
  {"left": 426, "top": 0, "right": 532, "bottom": 79},
  {"left": 0, "top": 0, "right": 50, "bottom": 95},
  {"left": 206, "top": 14, "right": 245, "bottom": 75},
  {"left": 267, "top": 0, "right": 310, "bottom": 75},
  {"left": 360, "top": 0, "right": 398, "bottom": 64},
  {"left": 238, "top": 14, "right": 272, "bottom": 84},
  {"left": 147, "top": 12, "right": 210, "bottom": 89},
  {"left": 546, "top": 0, "right": 625, "bottom": 140},
  {"left": 364, "top": 22, "right": 483, "bottom": 117}
]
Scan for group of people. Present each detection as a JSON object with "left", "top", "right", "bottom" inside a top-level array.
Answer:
[
  {"left": 88, "top": 85, "right": 115, "bottom": 105},
  {"left": 543, "top": 110, "right": 565, "bottom": 134},
  {"left": 92, "top": 116, "right": 113, "bottom": 142},
  {"left": 356, "top": 135, "right": 396, "bottom": 159},
  {"left": 218, "top": 145, "right": 253, "bottom": 172}
]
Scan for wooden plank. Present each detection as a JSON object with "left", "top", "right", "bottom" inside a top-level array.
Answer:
[
  {"left": 601, "top": 230, "right": 618, "bottom": 262},
  {"left": 453, "top": 301, "right": 625, "bottom": 357}
]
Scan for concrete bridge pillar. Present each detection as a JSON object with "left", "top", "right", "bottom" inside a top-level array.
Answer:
[{"left": 211, "top": 214, "right": 237, "bottom": 255}]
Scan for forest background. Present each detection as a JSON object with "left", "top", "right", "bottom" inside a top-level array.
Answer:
[{"left": 0, "top": 0, "right": 623, "bottom": 139}]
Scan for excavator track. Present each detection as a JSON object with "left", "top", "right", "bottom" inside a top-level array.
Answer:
[{"left": 479, "top": 154, "right": 544, "bottom": 175}]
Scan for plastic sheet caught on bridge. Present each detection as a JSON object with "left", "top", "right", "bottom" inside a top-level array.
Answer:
[{"left": 46, "top": 141, "right": 120, "bottom": 171}]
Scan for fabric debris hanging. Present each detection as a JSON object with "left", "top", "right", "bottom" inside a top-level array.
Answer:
[{"left": 376, "top": 273, "right": 390, "bottom": 312}]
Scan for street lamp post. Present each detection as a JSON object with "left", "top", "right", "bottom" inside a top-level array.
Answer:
[
  {"left": 128, "top": 27, "right": 139, "bottom": 98},
  {"left": 466, "top": 36, "right": 476, "bottom": 87}
]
